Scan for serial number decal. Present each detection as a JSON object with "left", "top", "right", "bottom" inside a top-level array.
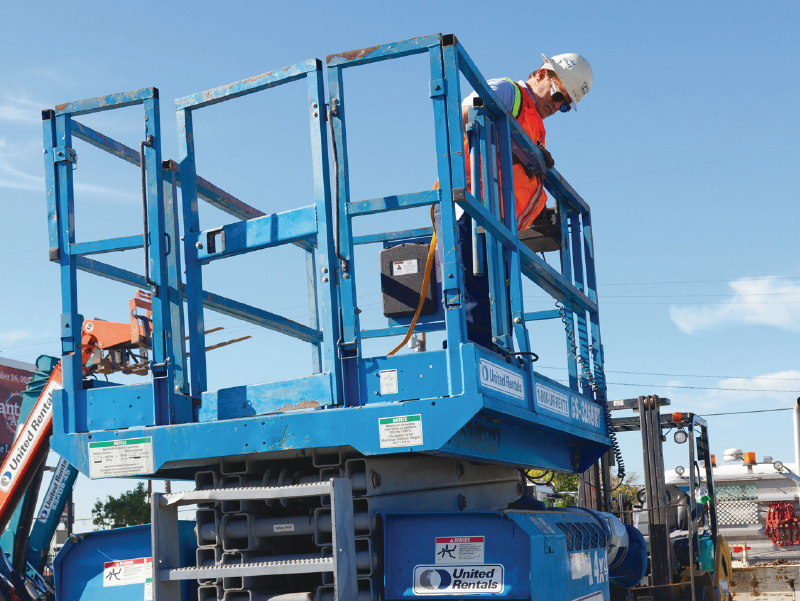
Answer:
[
  {"left": 449, "top": 422, "right": 501, "bottom": 457},
  {"left": 571, "top": 396, "right": 602, "bottom": 429}
]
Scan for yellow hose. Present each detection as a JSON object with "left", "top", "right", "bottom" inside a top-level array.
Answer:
[{"left": 387, "top": 205, "right": 437, "bottom": 356}]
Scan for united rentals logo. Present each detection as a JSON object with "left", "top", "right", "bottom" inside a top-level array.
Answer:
[
  {"left": 413, "top": 564, "right": 504, "bottom": 595},
  {"left": 37, "top": 458, "right": 71, "bottom": 521},
  {"left": 0, "top": 379, "right": 60, "bottom": 493},
  {"left": 478, "top": 359, "right": 524, "bottom": 400}
]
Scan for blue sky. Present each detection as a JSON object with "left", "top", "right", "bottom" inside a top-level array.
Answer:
[{"left": 0, "top": 1, "right": 798, "bottom": 526}]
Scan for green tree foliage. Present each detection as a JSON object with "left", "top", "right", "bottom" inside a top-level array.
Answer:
[
  {"left": 527, "top": 469, "right": 641, "bottom": 508},
  {"left": 92, "top": 482, "right": 150, "bottom": 530}
]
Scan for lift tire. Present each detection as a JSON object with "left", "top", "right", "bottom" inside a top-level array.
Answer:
[{"left": 694, "top": 584, "right": 713, "bottom": 601}]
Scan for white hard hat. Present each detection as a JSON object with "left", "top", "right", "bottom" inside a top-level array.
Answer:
[{"left": 541, "top": 53, "right": 593, "bottom": 110}]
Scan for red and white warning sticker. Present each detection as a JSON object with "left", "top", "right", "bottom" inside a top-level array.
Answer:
[
  {"left": 435, "top": 536, "right": 485, "bottom": 564},
  {"left": 103, "top": 557, "right": 152, "bottom": 587}
]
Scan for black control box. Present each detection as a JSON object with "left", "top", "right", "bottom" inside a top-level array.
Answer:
[{"left": 380, "top": 242, "right": 436, "bottom": 318}]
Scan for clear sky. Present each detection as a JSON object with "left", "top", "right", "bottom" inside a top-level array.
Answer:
[{"left": 0, "top": 1, "right": 798, "bottom": 528}]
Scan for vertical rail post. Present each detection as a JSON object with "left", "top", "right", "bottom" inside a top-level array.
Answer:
[
  {"left": 177, "top": 108, "right": 208, "bottom": 399},
  {"left": 327, "top": 65, "right": 363, "bottom": 405},
  {"left": 142, "top": 95, "right": 178, "bottom": 425},
  {"left": 162, "top": 166, "right": 189, "bottom": 409},
  {"left": 307, "top": 67, "right": 344, "bottom": 404},
  {"left": 495, "top": 114, "right": 533, "bottom": 368},
  {"left": 569, "top": 212, "right": 592, "bottom": 398},
  {"left": 435, "top": 40, "right": 466, "bottom": 395},
  {"left": 557, "top": 201, "right": 579, "bottom": 391},
  {"left": 54, "top": 113, "right": 84, "bottom": 432}
]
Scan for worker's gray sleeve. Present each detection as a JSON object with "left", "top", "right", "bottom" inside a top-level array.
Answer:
[{"left": 462, "top": 78, "right": 517, "bottom": 112}]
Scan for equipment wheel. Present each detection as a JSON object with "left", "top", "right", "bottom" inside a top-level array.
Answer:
[
  {"left": 636, "top": 487, "right": 671, "bottom": 505},
  {"left": 694, "top": 584, "right": 713, "bottom": 601}
]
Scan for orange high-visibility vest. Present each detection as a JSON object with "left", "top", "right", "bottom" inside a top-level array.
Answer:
[{"left": 464, "top": 80, "right": 548, "bottom": 231}]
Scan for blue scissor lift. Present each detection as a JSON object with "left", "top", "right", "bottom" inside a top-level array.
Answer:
[{"left": 44, "top": 35, "right": 644, "bottom": 601}]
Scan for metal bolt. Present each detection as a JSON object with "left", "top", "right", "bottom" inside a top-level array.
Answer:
[
  {"left": 455, "top": 461, "right": 465, "bottom": 479},
  {"left": 312, "top": 102, "right": 317, "bottom": 108},
  {"left": 492, "top": 337, "right": 498, "bottom": 343},
  {"left": 322, "top": 267, "right": 328, "bottom": 273},
  {"left": 64, "top": 323, "right": 69, "bottom": 327},
  {"left": 513, "top": 316, "right": 522, "bottom": 324},
  {"left": 434, "top": 85, "right": 441, "bottom": 90},
  {"left": 180, "top": 236, "right": 184, "bottom": 241},
  {"left": 458, "top": 494, "right": 468, "bottom": 510},
  {"left": 343, "top": 273, "right": 350, "bottom": 279},
  {"left": 448, "top": 273, "right": 454, "bottom": 278},
  {"left": 313, "top": 112, "right": 318, "bottom": 117},
  {"left": 322, "top": 277, "right": 328, "bottom": 283},
  {"left": 371, "top": 471, "right": 382, "bottom": 489},
  {"left": 174, "top": 385, "right": 181, "bottom": 392},
  {"left": 196, "top": 242, "right": 203, "bottom": 249}
]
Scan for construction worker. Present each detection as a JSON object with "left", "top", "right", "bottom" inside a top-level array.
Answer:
[{"left": 436, "top": 53, "right": 593, "bottom": 348}]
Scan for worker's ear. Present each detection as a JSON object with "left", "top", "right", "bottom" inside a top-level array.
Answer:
[{"left": 534, "top": 68, "right": 549, "bottom": 82}]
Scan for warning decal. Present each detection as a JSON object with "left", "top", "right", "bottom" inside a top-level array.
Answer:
[
  {"left": 379, "top": 415, "right": 423, "bottom": 448},
  {"left": 88, "top": 437, "right": 154, "bottom": 479},
  {"left": 435, "top": 536, "right": 485, "bottom": 564},
  {"left": 103, "top": 557, "right": 152, "bottom": 587},
  {"left": 393, "top": 259, "right": 419, "bottom": 276}
]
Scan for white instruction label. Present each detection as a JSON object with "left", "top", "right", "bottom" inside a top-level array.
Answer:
[
  {"left": 435, "top": 536, "right": 485, "bottom": 564},
  {"left": 393, "top": 259, "right": 419, "bottom": 276},
  {"left": 103, "top": 557, "right": 152, "bottom": 587},
  {"left": 89, "top": 437, "right": 154, "bottom": 479},
  {"left": 379, "top": 415, "right": 423, "bottom": 448},
  {"left": 570, "top": 552, "right": 591, "bottom": 580},
  {"left": 536, "top": 384, "right": 569, "bottom": 417},
  {"left": 379, "top": 369, "right": 398, "bottom": 395},
  {"left": 413, "top": 564, "right": 503, "bottom": 595},
  {"left": 144, "top": 576, "right": 153, "bottom": 601},
  {"left": 273, "top": 524, "right": 295, "bottom": 533},
  {"left": 479, "top": 359, "right": 524, "bottom": 400}
]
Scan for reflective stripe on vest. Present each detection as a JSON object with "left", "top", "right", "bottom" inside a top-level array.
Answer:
[{"left": 502, "top": 78, "right": 522, "bottom": 118}]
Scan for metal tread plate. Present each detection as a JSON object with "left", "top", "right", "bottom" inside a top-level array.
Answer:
[
  {"left": 162, "top": 557, "right": 334, "bottom": 580},
  {"left": 161, "top": 482, "right": 332, "bottom": 506}
]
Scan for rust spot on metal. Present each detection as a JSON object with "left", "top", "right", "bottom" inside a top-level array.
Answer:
[
  {"left": 275, "top": 400, "right": 320, "bottom": 413},
  {"left": 55, "top": 103, "right": 68, "bottom": 112},
  {"left": 327, "top": 44, "right": 382, "bottom": 63}
]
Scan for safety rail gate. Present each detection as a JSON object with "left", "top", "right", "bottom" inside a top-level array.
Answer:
[{"left": 43, "top": 34, "right": 612, "bottom": 479}]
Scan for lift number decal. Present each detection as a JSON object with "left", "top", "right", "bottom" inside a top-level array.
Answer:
[
  {"left": 379, "top": 415, "right": 423, "bottom": 448},
  {"left": 570, "top": 550, "right": 608, "bottom": 584}
]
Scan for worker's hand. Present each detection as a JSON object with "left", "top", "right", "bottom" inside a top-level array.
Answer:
[{"left": 537, "top": 142, "right": 554, "bottom": 169}]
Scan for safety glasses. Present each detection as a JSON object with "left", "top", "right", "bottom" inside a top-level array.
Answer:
[{"left": 550, "top": 80, "right": 573, "bottom": 113}]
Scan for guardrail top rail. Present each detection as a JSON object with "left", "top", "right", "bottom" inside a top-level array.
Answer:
[{"left": 44, "top": 34, "right": 616, "bottom": 481}]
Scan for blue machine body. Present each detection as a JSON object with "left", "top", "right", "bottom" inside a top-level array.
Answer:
[
  {"left": 54, "top": 522, "right": 196, "bottom": 601},
  {"left": 43, "top": 33, "right": 612, "bottom": 479},
  {"left": 27, "top": 456, "right": 79, "bottom": 572},
  {"left": 384, "top": 510, "right": 640, "bottom": 600}
]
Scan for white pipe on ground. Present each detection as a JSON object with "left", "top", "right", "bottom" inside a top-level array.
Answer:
[{"left": 793, "top": 398, "right": 800, "bottom": 477}]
